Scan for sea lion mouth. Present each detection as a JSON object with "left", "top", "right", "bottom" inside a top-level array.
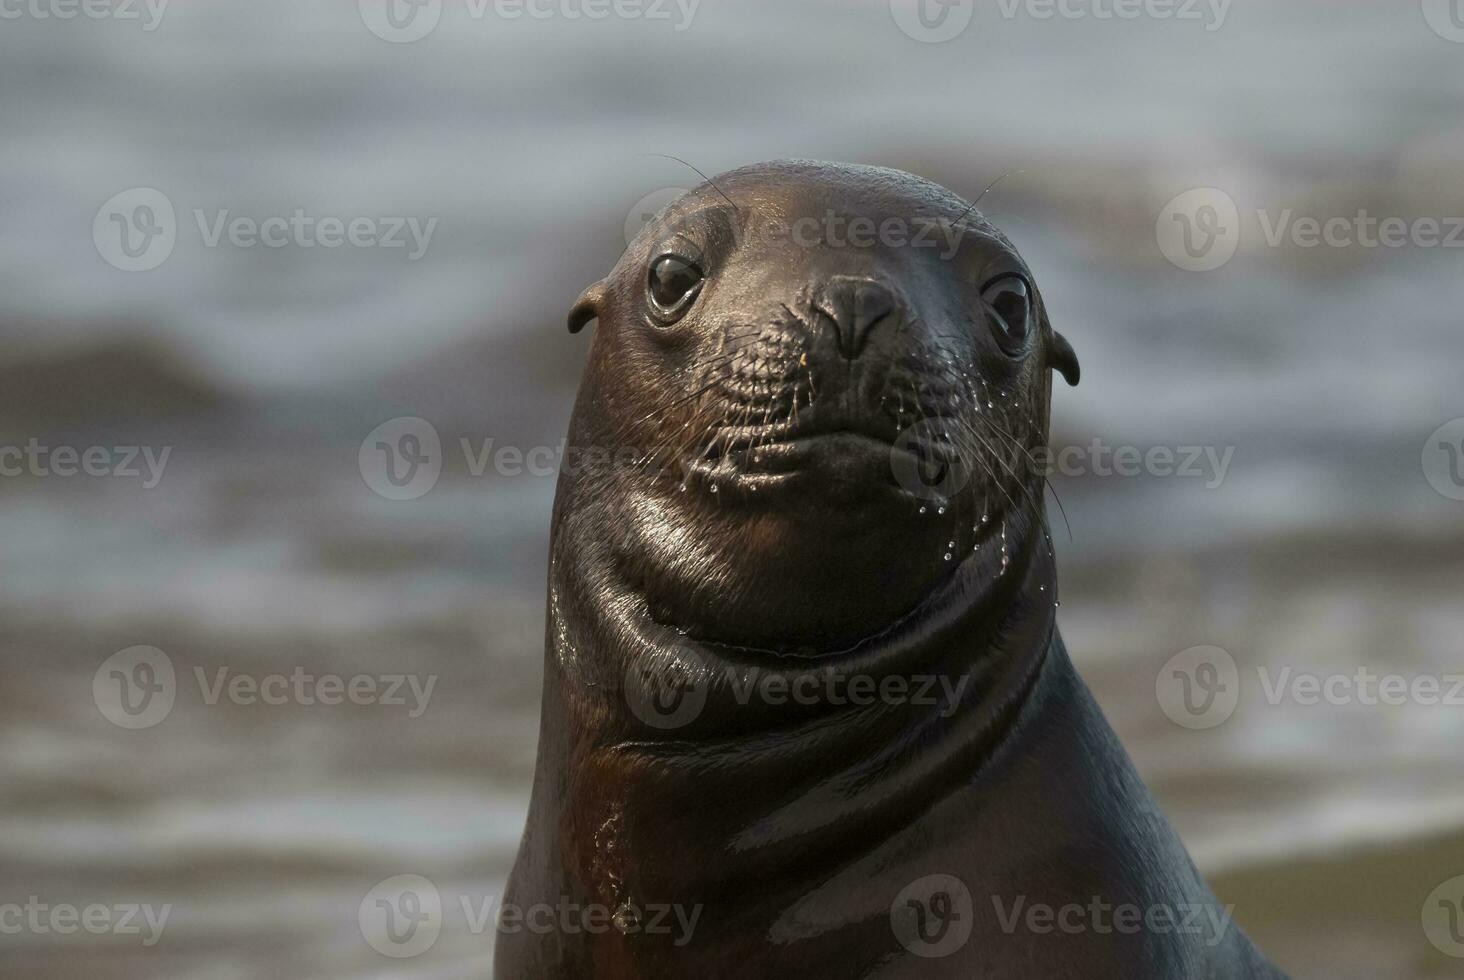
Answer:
[{"left": 678, "top": 397, "right": 966, "bottom": 499}]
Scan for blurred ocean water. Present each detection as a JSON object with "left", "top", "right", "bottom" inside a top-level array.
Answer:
[{"left": 1, "top": 1, "right": 1462, "bottom": 976}]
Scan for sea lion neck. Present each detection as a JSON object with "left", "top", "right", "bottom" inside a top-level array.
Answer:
[{"left": 534, "top": 495, "right": 1059, "bottom": 895}]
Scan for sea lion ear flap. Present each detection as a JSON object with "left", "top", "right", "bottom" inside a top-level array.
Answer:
[
  {"left": 1050, "top": 330, "right": 1081, "bottom": 386},
  {"left": 568, "top": 280, "right": 608, "bottom": 334}
]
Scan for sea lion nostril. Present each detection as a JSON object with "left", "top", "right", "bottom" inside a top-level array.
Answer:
[{"left": 814, "top": 277, "right": 897, "bottom": 359}]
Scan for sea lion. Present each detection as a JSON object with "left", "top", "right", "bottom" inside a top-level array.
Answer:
[{"left": 496, "top": 161, "right": 1286, "bottom": 979}]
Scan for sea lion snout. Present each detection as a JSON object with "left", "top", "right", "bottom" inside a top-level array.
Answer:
[{"left": 811, "top": 276, "right": 900, "bottom": 360}]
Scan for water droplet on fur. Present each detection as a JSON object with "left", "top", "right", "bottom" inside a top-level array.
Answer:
[
  {"left": 679, "top": 483, "right": 688, "bottom": 492},
  {"left": 937, "top": 506, "right": 946, "bottom": 515},
  {"left": 710, "top": 484, "right": 718, "bottom": 494},
  {"left": 918, "top": 506, "right": 927, "bottom": 514},
  {"left": 947, "top": 540, "right": 955, "bottom": 549},
  {"left": 943, "top": 553, "right": 952, "bottom": 561}
]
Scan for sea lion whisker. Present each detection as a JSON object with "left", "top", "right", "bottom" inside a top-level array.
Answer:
[
  {"left": 647, "top": 412, "right": 727, "bottom": 480},
  {"left": 967, "top": 409, "right": 1072, "bottom": 542},
  {"left": 610, "top": 335, "right": 764, "bottom": 447},
  {"left": 643, "top": 153, "right": 742, "bottom": 216},
  {"left": 956, "top": 417, "right": 1045, "bottom": 521}
]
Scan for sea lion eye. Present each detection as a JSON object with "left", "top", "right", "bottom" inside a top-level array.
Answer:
[
  {"left": 648, "top": 254, "right": 704, "bottom": 317},
  {"left": 981, "top": 274, "right": 1032, "bottom": 356}
]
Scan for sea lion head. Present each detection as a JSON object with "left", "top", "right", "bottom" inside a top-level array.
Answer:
[{"left": 562, "top": 161, "right": 1079, "bottom": 654}]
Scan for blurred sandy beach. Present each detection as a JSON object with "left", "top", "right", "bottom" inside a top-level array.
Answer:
[{"left": 1, "top": 1, "right": 1462, "bottom": 976}]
